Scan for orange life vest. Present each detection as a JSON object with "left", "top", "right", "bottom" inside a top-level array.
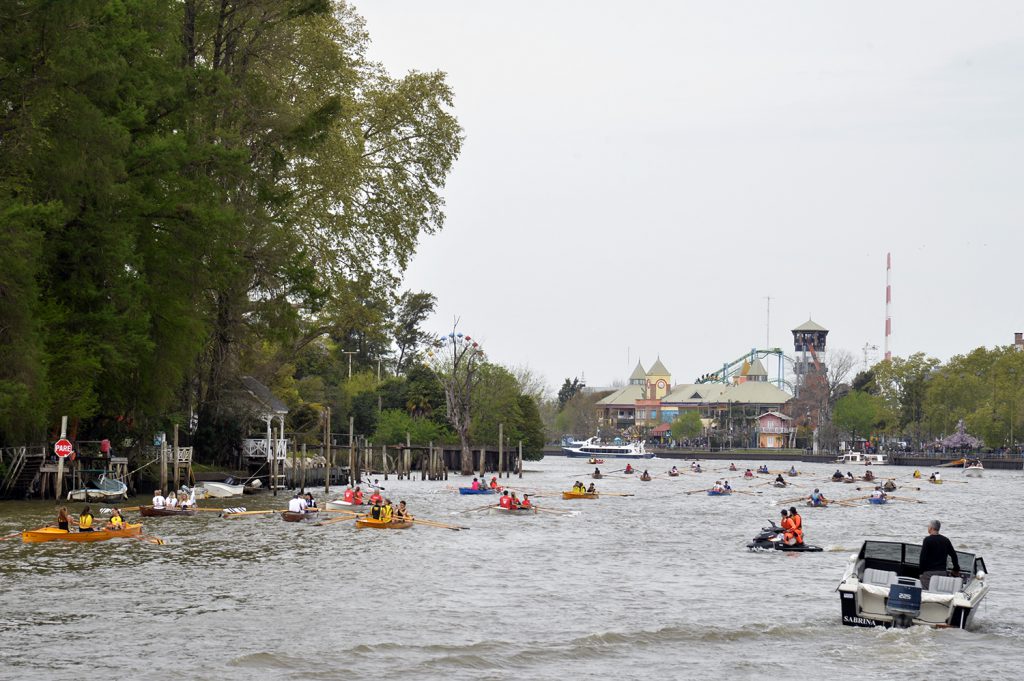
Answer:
[{"left": 790, "top": 513, "right": 804, "bottom": 544}]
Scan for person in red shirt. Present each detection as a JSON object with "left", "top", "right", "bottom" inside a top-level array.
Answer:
[
  {"left": 520, "top": 494, "right": 532, "bottom": 509},
  {"left": 498, "top": 490, "right": 512, "bottom": 509},
  {"left": 343, "top": 487, "right": 355, "bottom": 503},
  {"left": 489, "top": 476, "right": 499, "bottom": 490},
  {"left": 471, "top": 477, "right": 481, "bottom": 490},
  {"left": 369, "top": 490, "right": 383, "bottom": 505},
  {"left": 353, "top": 486, "right": 364, "bottom": 504}
]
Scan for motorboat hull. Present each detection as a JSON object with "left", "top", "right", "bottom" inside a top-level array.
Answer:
[
  {"left": 66, "top": 476, "right": 128, "bottom": 502},
  {"left": 839, "top": 590, "right": 981, "bottom": 630},
  {"left": 197, "top": 482, "right": 245, "bottom": 498}
]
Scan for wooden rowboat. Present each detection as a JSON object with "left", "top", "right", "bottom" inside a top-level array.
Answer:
[
  {"left": 591, "top": 473, "right": 603, "bottom": 479},
  {"left": 668, "top": 472, "right": 681, "bottom": 477},
  {"left": 22, "top": 523, "right": 143, "bottom": 543},
  {"left": 355, "top": 518, "right": 413, "bottom": 529},
  {"left": 491, "top": 505, "right": 536, "bottom": 515},
  {"left": 281, "top": 510, "right": 319, "bottom": 522},
  {"left": 140, "top": 506, "right": 197, "bottom": 518},
  {"left": 562, "top": 491, "right": 598, "bottom": 500}
]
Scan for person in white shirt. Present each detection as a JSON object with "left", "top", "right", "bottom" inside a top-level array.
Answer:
[
  {"left": 165, "top": 493, "right": 178, "bottom": 509},
  {"left": 152, "top": 490, "right": 165, "bottom": 509},
  {"left": 288, "top": 494, "right": 306, "bottom": 513}
]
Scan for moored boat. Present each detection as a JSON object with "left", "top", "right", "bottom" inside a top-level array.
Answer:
[
  {"left": 458, "top": 487, "right": 496, "bottom": 495},
  {"left": 197, "top": 481, "right": 245, "bottom": 498},
  {"left": 562, "top": 491, "right": 598, "bottom": 500},
  {"left": 355, "top": 518, "right": 413, "bottom": 529},
  {"left": 837, "top": 539, "right": 989, "bottom": 628},
  {"left": 281, "top": 510, "right": 319, "bottom": 522},
  {"left": 23, "top": 523, "right": 143, "bottom": 543},
  {"left": 140, "top": 506, "right": 197, "bottom": 518},
  {"left": 66, "top": 475, "right": 127, "bottom": 502}
]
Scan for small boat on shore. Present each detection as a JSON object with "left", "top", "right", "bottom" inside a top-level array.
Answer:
[
  {"left": 458, "top": 487, "right": 496, "bottom": 495},
  {"left": 837, "top": 539, "right": 989, "bottom": 629},
  {"left": 197, "top": 481, "right": 245, "bottom": 498},
  {"left": 140, "top": 506, "right": 197, "bottom": 518},
  {"left": 562, "top": 491, "right": 598, "bottom": 500},
  {"left": 23, "top": 523, "right": 143, "bottom": 543},
  {"left": 281, "top": 510, "right": 319, "bottom": 522},
  {"left": 66, "top": 475, "right": 128, "bottom": 502},
  {"left": 355, "top": 518, "right": 413, "bottom": 529}
]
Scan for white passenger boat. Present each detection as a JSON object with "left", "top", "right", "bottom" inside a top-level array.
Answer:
[
  {"left": 837, "top": 540, "right": 989, "bottom": 629},
  {"left": 196, "top": 481, "right": 245, "bottom": 498},
  {"left": 66, "top": 475, "right": 128, "bottom": 502},
  {"left": 563, "top": 437, "right": 653, "bottom": 459},
  {"left": 836, "top": 452, "right": 889, "bottom": 466},
  {"left": 963, "top": 460, "right": 984, "bottom": 478}
]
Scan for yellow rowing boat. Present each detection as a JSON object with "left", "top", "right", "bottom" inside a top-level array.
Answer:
[
  {"left": 22, "top": 523, "right": 143, "bottom": 543},
  {"left": 354, "top": 518, "right": 413, "bottom": 529},
  {"left": 562, "top": 491, "right": 597, "bottom": 500}
]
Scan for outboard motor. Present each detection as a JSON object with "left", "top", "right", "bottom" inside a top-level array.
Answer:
[{"left": 885, "top": 577, "right": 923, "bottom": 627}]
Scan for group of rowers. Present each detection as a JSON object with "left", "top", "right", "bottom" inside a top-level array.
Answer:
[
  {"left": 151, "top": 487, "right": 196, "bottom": 510},
  {"left": 287, "top": 492, "right": 319, "bottom": 513},
  {"left": 497, "top": 490, "right": 533, "bottom": 510},
  {"left": 469, "top": 476, "right": 501, "bottom": 491},
  {"left": 711, "top": 480, "right": 733, "bottom": 493},
  {"left": 570, "top": 480, "right": 598, "bottom": 494},
  {"left": 830, "top": 469, "right": 878, "bottom": 482},
  {"left": 55, "top": 505, "right": 127, "bottom": 532}
]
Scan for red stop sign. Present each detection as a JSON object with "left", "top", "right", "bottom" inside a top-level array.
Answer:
[{"left": 54, "top": 439, "right": 73, "bottom": 458}]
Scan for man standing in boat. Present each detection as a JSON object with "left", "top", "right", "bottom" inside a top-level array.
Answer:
[{"left": 919, "top": 520, "right": 960, "bottom": 589}]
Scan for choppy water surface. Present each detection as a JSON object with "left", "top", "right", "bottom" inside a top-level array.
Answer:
[{"left": 1, "top": 457, "right": 1021, "bottom": 680}]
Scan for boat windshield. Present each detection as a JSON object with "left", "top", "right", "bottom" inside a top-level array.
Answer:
[{"left": 860, "top": 540, "right": 982, "bottom": 578}]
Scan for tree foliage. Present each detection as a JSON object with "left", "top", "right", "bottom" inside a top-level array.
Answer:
[
  {"left": 670, "top": 411, "right": 703, "bottom": 441},
  {"left": 832, "top": 391, "right": 882, "bottom": 441}
]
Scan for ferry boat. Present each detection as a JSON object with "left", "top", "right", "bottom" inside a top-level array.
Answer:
[
  {"left": 837, "top": 540, "right": 989, "bottom": 629},
  {"left": 836, "top": 452, "right": 889, "bottom": 466},
  {"left": 562, "top": 437, "right": 653, "bottom": 460}
]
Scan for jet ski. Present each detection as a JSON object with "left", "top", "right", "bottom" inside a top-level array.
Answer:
[{"left": 747, "top": 521, "right": 824, "bottom": 552}]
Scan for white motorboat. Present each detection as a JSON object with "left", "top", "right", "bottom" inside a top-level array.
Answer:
[
  {"left": 836, "top": 452, "right": 889, "bottom": 466},
  {"left": 837, "top": 539, "right": 989, "bottom": 629},
  {"left": 963, "top": 460, "right": 984, "bottom": 478},
  {"left": 563, "top": 437, "right": 652, "bottom": 459},
  {"left": 196, "top": 481, "right": 245, "bottom": 498},
  {"left": 325, "top": 499, "right": 367, "bottom": 511},
  {"left": 66, "top": 475, "right": 128, "bottom": 502}
]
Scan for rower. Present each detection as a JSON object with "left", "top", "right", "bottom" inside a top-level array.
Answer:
[
  {"left": 882, "top": 480, "right": 897, "bottom": 492},
  {"left": 743, "top": 469, "right": 754, "bottom": 478},
  {"left": 870, "top": 486, "right": 886, "bottom": 501},
  {"left": 788, "top": 465, "right": 798, "bottom": 476},
  {"left": 395, "top": 500, "right": 411, "bottom": 520},
  {"left": 758, "top": 465, "right": 769, "bottom": 474},
  {"left": 586, "top": 483, "right": 597, "bottom": 493},
  {"left": 56, "top": 507, "right": 70, "bottom": 532},
  {"left": 845, "top": 471, "right": 855, "bottom": 482},
  {"left": 78, "top": 506, "right": 94, "bottom": 533},
  {"left": 521, "top": 494, "right": 533, "bottom": 509},
  {"left": 729, "top": 463, "right": 737, "bottom": 471},
  {"left": 510, "top": 491, "right": 521, "bottom": 508},
  {"left": 640, "top": 470, "right": 652, "bottom": 481},
  {"left": 353, "top": 486, "right": 364, "bottom": 504},
  {"left": 343, "top": 486, "right": 356, "bottom": 504},
  {"left": 864, "top": 469, "right": 874, "bottom": 481},
  {"left": 722, "top": 480, "right": 732, "bottom": 492},
  {"left": 304, "top": 493, "right": 317, "bottom": 510},
  {"left": 152, "top": 489, "right": 165, "bottom": 509},
  {"left": 693, "top": 464, "right": 702, "bottom": 473},
  {"left": 180, "top": 487, "right": 196, "bottom": 509},
  {"left": 490, "top": 476, "right": 499, "bottom": 490},
  {"left": 288, "top": 494, "right": 307, "bottom": 513},
  {"left": 594, "top": 467, "right": 601, "bottom": 476},
  {"left": 670, "top": 466, "right": 679, "bottom": 474},
  {"left": 913, "top": 469, "right": 922, "bottom": 479},
  {"left": 624, "top": 464, "right": 634, "bottom": 474},
  {"left": 369, "top": 489, "right": 383, "bottom": 506},
  {"left": 109, "top": 508, "right": 124, "bottom": 529},
  {"left": 381, "top": 499, "right": 393, "bottom": 523},
  {"left": 369, "top": 499, "right": 383, "bottom": 519},
  {"left": 712, "top": 480, "right": 724, "bottom": 492},
  {"left": 788, "top": 506, "right": 804, "bottom": 545},
  {"left": 774, "top": 474, "right": 786, "bottom": 486},
  {"left": 498, "top": 490, "right": 513, "bottom": 509},
  {"left": 933, "top": 472, "right": 942, "bottom": 482},
  {"left": 471, "top": 477, "right": 481, "bottom": 491},
  {"left": 832, "top": 469, "right": 843, "bottom": 479},
  {"left": 808, "top": 488, "right": 827, "bottom": 507},
  {"left": 164, "top": 492, "right": 178, "bottom": 509}
]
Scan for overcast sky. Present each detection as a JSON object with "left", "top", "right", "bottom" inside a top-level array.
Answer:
[{"left": 356, "top": 1, "right": 1024, "bottom": 394}]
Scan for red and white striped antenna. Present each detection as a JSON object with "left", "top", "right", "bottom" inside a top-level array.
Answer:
[{"left": 884, "top": 252, "right": 892, "bottom": 361}]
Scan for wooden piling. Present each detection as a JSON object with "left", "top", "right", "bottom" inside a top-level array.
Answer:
[
  {"left": 301, "top": 443, "right": 307, "bottom": 493},
  {"left": 324, "top": 407, "right": 331, "bottom": 494},
  {"left": 173, "top": 424, "right": 180, "bottom": 492},
  {"left": 159, "top": 433, "right": 168, "bottom": 494},
  {"left": 348, "top": 416, "right": 355, "bottom": 487},
  {"left": 518, "top": 440, "right": 523, "bottom": 478}
]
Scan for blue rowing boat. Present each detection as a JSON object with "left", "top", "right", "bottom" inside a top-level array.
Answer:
[{"left": 459, "top": 487, "right": 496, "bottom": 495}]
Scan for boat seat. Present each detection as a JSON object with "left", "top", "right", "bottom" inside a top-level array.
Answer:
[
  {"left": 927, "top": 575, "right": 962, "bottom": 594},
  {"left": 863, "top": 568, "right": 898, "bottom": 587}
]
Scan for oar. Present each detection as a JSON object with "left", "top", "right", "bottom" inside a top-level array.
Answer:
[
  {"left": 316, "top": 516, "right": 355, "bottom": 526},
  {"left": 321, "top": 508, "right": 362, "bottom": 515},
  {"left": 137, "top": 534, "right": 166, "bottom": 545},
  {"left": 408, "top": 517, "right": 468, "bottom": 531},
  {"left": 777, "top": 495, "right": 808, "bottom": 505},
  {"left": 533, "top": 507, "right": 571, "bottom": 515},
  {"left": 461, "top": 503, "right": 497, "bottom": 514},
  {"left": 222, "top": 509, "right": 282, "bottom": 518},
  {"left": 889, "top": 495, "right": 927, "bottom": 504},
  {"left": 731, "top": 489, "right": 759, "bottom": 496},
  {"left": 0, "top": 530, "right": 24, "bottom": 542},
  {"left": 594, "top": 492, "right": 635, "bottom": 497},
  {"left": 684, "top": 488, "right": 711, "bottom": 495}
]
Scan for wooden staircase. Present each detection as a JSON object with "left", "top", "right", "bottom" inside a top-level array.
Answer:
[{"left": 0, "top": 446, "right": 47, "bottom": 499}]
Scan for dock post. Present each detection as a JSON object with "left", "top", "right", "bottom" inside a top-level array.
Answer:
[
  {"left": 301, "top": 443, "right": 306, "bottom": 493},
  {"left": 324, "top": 407, "right": 331, "bottom": 494},
  {"left": 173, "top": 424, "right": 180, "bottom": 492},
  {"left": 518, "top": 440, "right": 523, "bottom": 479},
  {"left": 498, "top": 423, "right": 504, "bottom": 480},
  {"left": 160, "top": 434, "right": 168, "bottom": 494},
  {"left": 55, "top": 416, "right": 68, "bottom": 501}
]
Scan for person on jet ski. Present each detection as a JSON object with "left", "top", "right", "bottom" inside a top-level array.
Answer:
[{"left": 788, "top": 507, "right": 804, "bottom": 545}]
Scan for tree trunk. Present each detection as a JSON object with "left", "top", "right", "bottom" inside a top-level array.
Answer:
[{"left": 459, "top": 438, "right": 472, "bottom": 475}]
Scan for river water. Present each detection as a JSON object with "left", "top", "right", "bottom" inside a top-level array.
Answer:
[{"left": 1, "top": 457, "right": 1020, "bottom": 680}]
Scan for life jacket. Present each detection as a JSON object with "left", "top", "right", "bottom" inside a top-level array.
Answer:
[
  {"left": 381, "top": 505, "right": 393, "bottom": 522},
  {"left": 79, "top": 514, "right": 93, "bottom": 530},
  {"left": 109, "top": 514, "right": 123, "bottom": 528},
  {"left": 343, "top": 489, "right": 354, "bottom": 502},
  {"left": 490, "top": 479, "right": 498, "bottom": 489},
  {"left": 370, "top": 504, "right": 382, "bottom": 519},
  {"left": 499, "top": 495, "right": 512, "bottom": 509}
]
